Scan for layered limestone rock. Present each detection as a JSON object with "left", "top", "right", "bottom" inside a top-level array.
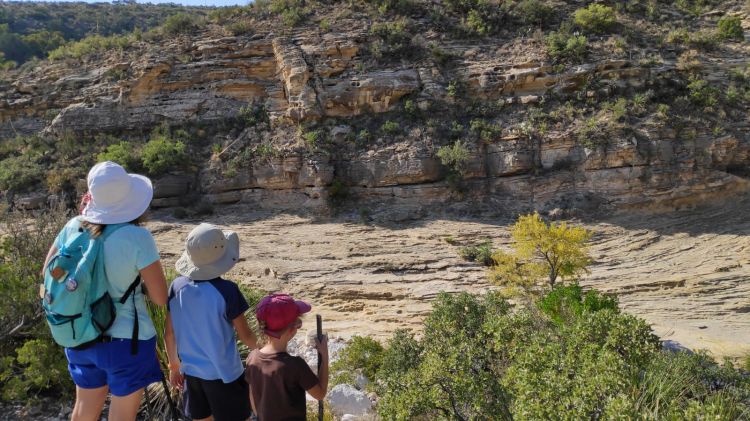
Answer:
[{"left": 2, "top": 28, "right": 750, "bottom": 215}]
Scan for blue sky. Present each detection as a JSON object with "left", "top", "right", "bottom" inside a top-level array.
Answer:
[{"left": 8, "top": 0, "right": 249, "bottom": 6}]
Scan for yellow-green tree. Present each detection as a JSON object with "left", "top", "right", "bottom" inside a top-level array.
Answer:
[{"left": 491, "top": 213, "right": 592, "bottom": 290}]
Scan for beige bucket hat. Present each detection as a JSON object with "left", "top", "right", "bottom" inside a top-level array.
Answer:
[{"left": 175, "top": 223, "right": 240, "bottom": 281}]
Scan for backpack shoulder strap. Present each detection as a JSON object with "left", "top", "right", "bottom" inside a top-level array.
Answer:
[{"left": 99, "top": 223, "right": 142, "bottom": 355}]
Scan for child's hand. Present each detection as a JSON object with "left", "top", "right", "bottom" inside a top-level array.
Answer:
[
  {"left": 315, "top": 334, "right": 329, "bottom": 359},
  {"left": 169, "top": 369, "right": 184, "bottom": 390}
]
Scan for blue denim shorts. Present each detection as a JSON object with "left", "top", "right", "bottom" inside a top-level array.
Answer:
[{"left": 65, "top": 337, "right": 163, "bottom": 397}]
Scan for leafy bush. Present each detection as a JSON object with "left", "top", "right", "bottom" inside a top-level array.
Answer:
[
  {"left": 366, "top": 0, "right": 418, "bottom": 14},
  {"left": 718, "top": 16, "right": 744, "bottom": 41},
  {"left": 48, "top": 33, "right": 133, "bottom": 60},
  {"left": 162, "top": 13, "right": 199, "bottom": 35},
  {"left": 574, "top": 4, "right": 616, "bottom": 34},
  {"left": 462, "top": 9, "right": 491, "bottom": 37},
  {"left": 513, "top": 0, "right": 554, "bottom": 26},
  {"left": 0, "top": 153, "right": 43, "bottom": 192},
  {"left": 331, "top": 336, "right": 384, "bottom": 387},
  {"left": 1, "top": 337, "right": 72, "bottom": 401},
  {"left": 370, "top": 19, "right": 413, "bottom": 60},
  {"left": 469, "top": 119, "right": 502, "bottom": 142},
  {"left": 0, "top": 205, "right": 71, "bottom": 402},
  {"left": 332, "top": 289, "right": 749, "bottom": 419},
  {"left": 227, "top": 21, "right": 253, "bottom": 36},
  {"left": 380, "top": 120, "right": 400, "bottom": 135},
  {"left": 141, "top": 136, "right": 187, "bottom": 176},
  {"left": 538, "top": 284, "right": 618, "bottom": 325},
  {"left": 302, "top": 130, "right": 323, "bottom": 149},
  {"left": 0, "top": 2, "right": 205, "bottom": 64},
  {"left": 436, "top": 140, "right": 471, "bottom": 175},
  {"left": 98, "top": 141, "right": 142, "bottom": 172},
  {"left": 458, "top": 240, "right": 494, "bottom": 266},
  {"left": 688, "top": 78, "right": 720, "bottom": 107},
  {"left": 268, "top": 0, "right": 306, "bottom": 27},
  {"left": 545, "top": 30, "right": 587, "bottom": 62},
  {"left": 239, "top": 102, "right": 269, "bottom": 127}
]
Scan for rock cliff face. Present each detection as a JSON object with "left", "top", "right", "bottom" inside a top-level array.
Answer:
[{"left": 1, "top": 10, "right": 749, "bottom": 217}]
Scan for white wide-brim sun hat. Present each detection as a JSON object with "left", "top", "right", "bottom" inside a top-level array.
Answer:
[
  {"left": 82, "top": 161, "right": 153, "bottom": 225},
  {"left": 176, "top": 223, "right": 240, "bottom": 281}
]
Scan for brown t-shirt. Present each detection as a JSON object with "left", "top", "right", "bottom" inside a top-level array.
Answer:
[{"left": 245, "top": 349, "right": 319, "bottom": 421}]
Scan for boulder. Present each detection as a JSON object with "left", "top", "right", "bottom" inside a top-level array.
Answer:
[{"left": 326, "top": 384, "right": 373, "bottom": 417}]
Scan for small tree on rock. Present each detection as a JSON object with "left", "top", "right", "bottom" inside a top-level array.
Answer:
[{"left": 490, "top": 212, "right": 592, "bottom": 290}]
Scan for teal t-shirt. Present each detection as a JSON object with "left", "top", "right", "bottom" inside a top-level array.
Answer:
[{"left": 55, "top": 217, "right": 161, "bottom": 341}]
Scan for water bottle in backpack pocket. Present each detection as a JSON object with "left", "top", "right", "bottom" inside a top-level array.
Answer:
[{"left": 42, "top": 221, "right": 122, "bottom": 349}]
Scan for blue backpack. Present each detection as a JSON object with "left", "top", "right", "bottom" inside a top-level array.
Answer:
[{"left": 42, "top": 220, "right": 139, "bottom": 349}]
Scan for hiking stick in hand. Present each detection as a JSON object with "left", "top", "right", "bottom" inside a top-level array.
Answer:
[{"left": 317, "top": 314, "right": 324, "bottom": 421}]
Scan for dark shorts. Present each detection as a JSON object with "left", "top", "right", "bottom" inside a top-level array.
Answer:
[
  {"left": 185, "top": 374, "right": 252, "bottom": 421},
  {"left": 65, "top": 337, "right": 163, "bottom": 397}
]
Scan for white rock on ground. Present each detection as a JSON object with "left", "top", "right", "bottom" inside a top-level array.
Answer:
[{"left": 326, "top": 384, "right": 373, "bottom": 417}]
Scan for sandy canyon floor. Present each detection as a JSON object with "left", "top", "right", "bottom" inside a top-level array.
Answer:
[{"left": 149, "top": 195, "right": 750, "bottom": 360}]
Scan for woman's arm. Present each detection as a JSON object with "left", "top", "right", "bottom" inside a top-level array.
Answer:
[{"left": 139, "top": 260, "right": 167, "bottom": 306}]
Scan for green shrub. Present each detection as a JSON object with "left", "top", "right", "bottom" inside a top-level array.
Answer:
[
  {"left": 0, "top": 205, "right": 71, "bottom": 402},
  {"left": 141, "top": 136, "right": 187, "bottom": 176},
  {"left": 687, "top": 78, "right": 720, "bottom": 107},
  {"left": 538, "top": 284, "right": 618, "bottom": 325},
  {"left": 458, "top": 240, "right": 495, "bottom": 266},
  {"left": 367, "top": 0, "right": 418, "bottom": 14},
  {"left": 0, "top": 154, "right": 43, "bottom": 192},
  {"left": 718, "top": 16, "right": 744, "bottom": 41},
  {"left": 48, "top": 33, "right": 133, "bottom": 60},
  {"left": 380, "top": 120, "right": 400, "bottom": 135},
  {"left": 268, "top": 0, "right": 305, "bottom": 27},
  {"left": 403, "top": 99, "right": 418, "bottom": 115},
  {"left": 1, "top": 337, "right": 72, "bottom": 401},
  {"left": 376, "top": 292, "right": 513, "bottom": 420},
  {"left": 469, "top": 118, "right": 502, "bottom": 142},
  {"left": 98, "top": 141, "right": 142, "bottom": 172},
  {"left": 513, "top": 0, "right": 554, "bottom": 26},
  {"left": 331, "top": 336, "right": 384, "bottom": 388},
  {"left": 370, "top": 19, "right": 413, "bottom": 60},
  {"left": 227, "top": 21, "right": 253, "bottom": 35},
  {"left": 333, "top": 289, "right": 750, "bottom": 419},
  {"left": 574, "top": 4, "right": 616, "bottom": 34},
  {"left": 239, "top": 102, "right": 269, "bottom": 127},
  {"left": 462, "top": 9, "right": 491, "bottom": 37},
  {"left": 162, "top": 13, "right": 199, "bottom": 35},
  {"left": 545, "top": 30, "right": 587, "bottom": 62},
  {"left": 437, "top": 140, "right": 471, "bottom": 175},
  {"left": 302, "top": 130, "right": 323, "bottom": 149}
]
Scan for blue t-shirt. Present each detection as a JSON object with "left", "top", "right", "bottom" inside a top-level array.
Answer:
[
  {"left": 168, "top": 276, "right": 249, "bottom": 383},
  {"left": 54, "top": 217, "right": 161, "bottom": 340}
]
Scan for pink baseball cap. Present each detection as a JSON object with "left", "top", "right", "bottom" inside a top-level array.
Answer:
[{"left": 256, "top": 293, "right": 311, "bottom": 338}]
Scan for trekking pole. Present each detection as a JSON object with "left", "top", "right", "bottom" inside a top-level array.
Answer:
[
  {"left": 160, "top": 374, "right": 180, "bottom": 421},
  {"left": 316, "top": 314, "right": 324, "bottom": 421}
]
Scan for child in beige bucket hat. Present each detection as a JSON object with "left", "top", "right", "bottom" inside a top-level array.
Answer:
[{"left": 165, "top": 223, "right": 257, "bottom": 421}]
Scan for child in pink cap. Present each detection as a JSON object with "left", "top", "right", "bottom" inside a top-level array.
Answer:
[{"left": 245, "top": 293, "right": 329, "bottom": 420}]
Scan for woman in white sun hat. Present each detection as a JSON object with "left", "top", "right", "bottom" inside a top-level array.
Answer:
[{"left": 42, "top": 161, "right": 168, "bottom": 421}]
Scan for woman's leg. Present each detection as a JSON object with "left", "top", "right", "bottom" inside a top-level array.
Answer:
[
  {"left": 107, "top": 387, "right": 144, "bottom": 421},
  {"left": 70, "top": 385, "right": 108, "bottom": 421}
]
